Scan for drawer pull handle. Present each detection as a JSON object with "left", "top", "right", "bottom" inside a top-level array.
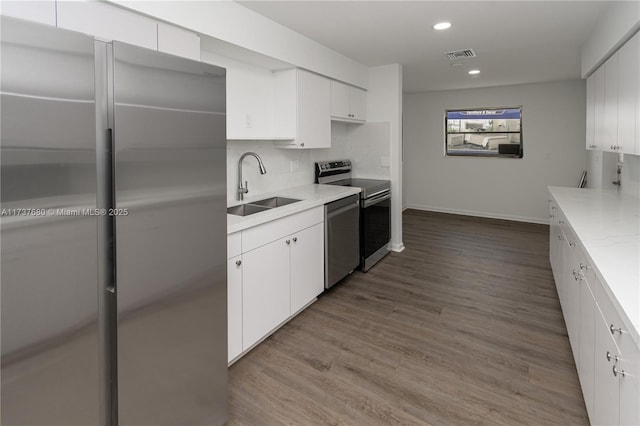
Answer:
[
  {"left": 235, "top": 260, "right": 242, "bottom": 266},
  {"left": 606, "top": 351, "right": 619, "bottom": 362},
  {"left": 610, "top": 324, "right": 625, "bottom": 335},
  {"left": 559, "top": 220, "right": 564, "bottom": 224},
  {"left": 292, "top": 237, "right": 298, "bottom": 242},
  {"left": 286, "top": 240, "right": 291, "bottom": 245},
  {"left": 569, "top": 241, "right": 576, "bottom": 248},
  {"left": 572, "top": 269, "right": 579, "bottom": 281},
  {"left": 613, "top": 365, "right": 627, "bottom": 377},
  {"left": 580, "top": 263, "right": 589, "bottom": 271}
]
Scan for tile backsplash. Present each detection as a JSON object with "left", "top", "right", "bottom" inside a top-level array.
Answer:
[{"left": 226, "top": 121, "right": 391, "bottom": 204}]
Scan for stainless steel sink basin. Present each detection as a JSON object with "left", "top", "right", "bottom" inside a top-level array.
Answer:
[
  {"left": 250, "top": 197, "right": 301, "bottom": 208},
  {"left": 227, "top": 204, "right": 271, "bottom": 216},
  {"left": 227, "top": 197, "right": 301, "bottom": 216}
]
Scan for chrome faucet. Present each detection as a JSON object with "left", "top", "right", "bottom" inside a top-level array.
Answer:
[{"left": 237, "top": 152, "right": 267, "bottom": 200}]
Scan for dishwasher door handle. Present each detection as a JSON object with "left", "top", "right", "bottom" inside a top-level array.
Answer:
[{"left": 327, "top": 201, "right": 359, "bottom": 219}]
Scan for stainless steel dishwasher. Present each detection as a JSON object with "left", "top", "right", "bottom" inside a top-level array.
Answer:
[{"left": 325, "top": 194, "right": 360, "bottom": 289}]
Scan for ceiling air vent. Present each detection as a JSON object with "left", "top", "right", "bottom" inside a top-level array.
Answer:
[{"left": 446, "top": 48, "right": 477, "bottom": 61}]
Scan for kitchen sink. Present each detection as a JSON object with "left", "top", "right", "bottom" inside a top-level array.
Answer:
[
  {"left": 227, "top": 204, "right": 271, "bottom": 216},
  {"left": 227, "top": 197, "right": 301, "bottom": 216},
  {"left": 249, "top": 197, "right": 301, "bottom": 208}
]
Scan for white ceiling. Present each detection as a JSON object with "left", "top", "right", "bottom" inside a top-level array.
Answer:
[{"left": 236, "top": 1, "right": 613, "bottom": 92}]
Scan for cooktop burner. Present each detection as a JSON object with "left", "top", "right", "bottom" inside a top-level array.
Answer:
[{"left": 315, "top": 161, "right": 390, "bottom": 199}]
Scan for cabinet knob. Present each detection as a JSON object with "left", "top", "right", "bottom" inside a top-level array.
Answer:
[
  {"left": 292, "top": 237, "right": 298, "bottom": 242},
  {"left": 613, "top": 365, "right": 627, "bottom": 377},
  {"left": 300, "top": 143, "right": 304, "bottom": 147},
  {"left": 610, "top": 324, "right": 625, "bottom": 335},
  {"left": 286, "top": 239, "right": 291, "bottom": 245},
  {"left": 569, "top": 241, "right": 576, "bottom": 248},
  {"left": 572, "top": 269, "right": 580, "bottom": 281},
  {"left": 559, "top": 220, "right": 564, "bottom": 224},
  {"left": 235, "top": 260, "right": 242, "bottom": 266},
  {"left": 606, "top": 351, "right": 619, "bottom": 362},
  {"left": 580, "top": 263, "right": 589, "bottom": 271}
]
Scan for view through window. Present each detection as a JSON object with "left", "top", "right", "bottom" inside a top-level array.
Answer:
[{"left": 445, "top": 107, "right": 522, "bottom": 157}]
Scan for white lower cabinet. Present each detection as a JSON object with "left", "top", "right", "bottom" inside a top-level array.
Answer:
[
  {"left": 290, "top": 223, "right": 324, "bottom": 314},
  {"left": 227, "top": 207, "right": 324, "bottom": 363},
  {"left": 593, "top": 310, "right": 621, "bottom": 426},
  {"left": 227, "top": 255, "right": 243, "bottom": 363},
  {"left": 578, "top": 276, "right": 596, "bottom": 420},
  {"left": 242, "top": 236, "right": 290, "bottom": 350},
  {"left": 549, "top": 192, "right": 640, "bottom": 426}
]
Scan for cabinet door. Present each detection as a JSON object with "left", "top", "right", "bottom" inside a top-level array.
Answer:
[
  {"left": 1, "top": 0, "right": 56, "bottom": 25},
  {"left": 157, "top": 23, "right": 200, "bottom": 61},
  {"left": 594, "top": 66, "right": 606, "bottom": 150},
  {"left": 242, "top": 238, "right": 290, "bottom": 350},
  {"left": 350, "top": 87, "right": 367, "bottom": 121},
  {"left": 228, "top": 256, "right": 243, "bottom": 363},
  {"left": 290, "top": 223, "right": 324, "bottom": 314},
  {"left": 593, "top": 313, "right": 621, "bottom": 426},
  {"left": 619, "top": 337, "right": 640, "bottom": 426},
  {"left": 617, "top": 32, "right": 639, "bottom": 155},
  {"left": 578, "top": 277, "right": 597, "bottom": 421},
  {"left": 604, "top": 53, "right": 619, "bottom": 151},
  {"left": 330, "top": 80, "right": 351, "bottom": 119},
  {"left": 586, "top": 74, "right": 596, "bottom": 150},
  {"left": 57, "top": 1, "right": 158, "bottom": 50},
  {"left": 297, "top": 70, "right": 330, "bottom": 148}
]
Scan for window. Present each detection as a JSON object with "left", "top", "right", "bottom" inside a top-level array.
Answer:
[{"left": 445, "top": 107, "right": 523, "bottom": 157}]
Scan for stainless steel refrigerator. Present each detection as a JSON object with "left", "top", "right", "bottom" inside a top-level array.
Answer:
[{"left": 1, "top": 16, "right": 228, "bottom": 425}]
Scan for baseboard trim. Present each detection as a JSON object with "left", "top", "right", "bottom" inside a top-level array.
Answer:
[
  {"left": 389, "top": 242, "right": 405, "bottom": 252},
  {"left": 405, "top": 204, "right": 549, "bottom": 225}
]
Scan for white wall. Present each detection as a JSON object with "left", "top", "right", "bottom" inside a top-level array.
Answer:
[
  {"left": 581, "top": 1, "right": 640, "bottom": 77},
  {"left": 110, "top": 0, "right": 368, "bottom": 88},
  {"left": 367, "top": 64, "right": 404, "bottom": 251},
  {"left": 227, "top": 123, "right": 351, "bottom": 203},
  {"left": 404, "top": 80, "right": 587, "bottom": 224}
]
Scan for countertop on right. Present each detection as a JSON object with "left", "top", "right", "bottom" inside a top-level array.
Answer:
[{"left": 548, "top": 186, "right": 639, "bottom": 345}]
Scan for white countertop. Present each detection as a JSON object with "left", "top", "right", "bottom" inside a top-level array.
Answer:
[
  {"left": 548, "top": 186, "right": 640, "bottom": 345},
  {"left": 227, "top": 184, "right": 361, "bottom": 234}
]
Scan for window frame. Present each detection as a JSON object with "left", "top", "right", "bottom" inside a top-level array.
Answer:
[{"left": 444, "top": 106, "right": 524, "bottom": 158}]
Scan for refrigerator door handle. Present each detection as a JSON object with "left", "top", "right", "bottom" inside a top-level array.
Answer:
[{"left": 106, "top": 128, "right": 117, "bottom": 294}]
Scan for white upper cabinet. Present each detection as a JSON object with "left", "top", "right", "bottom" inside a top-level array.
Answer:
[
  {"left": 330, "top": 80, "right": 367, "bottom": 122},
  {"left": 1, "top": 0, "right": 56, "bottom": 26},
  {"left": 616, "top": 31, "right": 639, "bottom": 155},
  {"left": 604, "top": 53, "right": 619, "bottom": 151},
  {"left": 57, "top": 1, "right": 158, "bottom": 50},
  {"left": 274, "top": 69, "right": 331, "bottom": 149},
  {"left": 586, "top": 73, "right": 596, "bottom": 150},
  {"left": 593, "top": 66, "right": 606, "bottom": 151},
  {"left": 588, "top": 32, "right": 639, "bottom": 155},
  {"left": 157, "top": 23, "right": 200, "bottom": 61}
]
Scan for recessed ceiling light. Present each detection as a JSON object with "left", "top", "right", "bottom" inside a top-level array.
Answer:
[
  {"left": 433, "top": 22, "right": 451, "bottom": 30},
  {"left": 468, "top": 69, "right": 481, "bottom": 75}
]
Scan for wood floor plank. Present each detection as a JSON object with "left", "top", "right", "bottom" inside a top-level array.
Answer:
[{"left": 228, "top": 210, "right": 589, "bottom": 425}]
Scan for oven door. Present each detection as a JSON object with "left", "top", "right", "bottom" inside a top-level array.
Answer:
[{"left": 361, "top": 190, "right": 391, "bottom": 271}]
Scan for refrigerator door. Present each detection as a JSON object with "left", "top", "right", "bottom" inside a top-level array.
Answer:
[
  {"left": 110, "top": 42, "right": 227, "bottom": 425},
  {"left": 0, "top": 17, "right": 99, "bottom": 425}
]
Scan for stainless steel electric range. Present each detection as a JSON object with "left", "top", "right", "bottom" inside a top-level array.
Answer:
[{"left": 316, "top": 160, "right": 391, "bottom": 271}]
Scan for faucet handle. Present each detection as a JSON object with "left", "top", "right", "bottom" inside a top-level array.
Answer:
[{"left": 245, "top": 180, "right": 248, "bottom": 193}]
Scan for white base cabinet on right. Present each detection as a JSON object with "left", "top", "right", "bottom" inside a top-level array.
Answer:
[{"left": 549, "top": 194, "right": 639, "bottom": 426}]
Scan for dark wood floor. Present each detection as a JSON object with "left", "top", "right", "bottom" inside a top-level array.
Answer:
[{"left": 227, "top": 210, "right": 589, "bottom": 425}]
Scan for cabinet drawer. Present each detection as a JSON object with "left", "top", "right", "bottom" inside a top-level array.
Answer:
[
  {"left": 228, "top": 231, "right": 241, "bottom": 259},
  {"left": 242, "top": 207, "right": 323, "bottom": 252}
]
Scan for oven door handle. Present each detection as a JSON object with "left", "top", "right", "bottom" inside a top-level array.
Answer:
[{"left": 363, "top": 191, "right": 391, "bottom": 208}]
